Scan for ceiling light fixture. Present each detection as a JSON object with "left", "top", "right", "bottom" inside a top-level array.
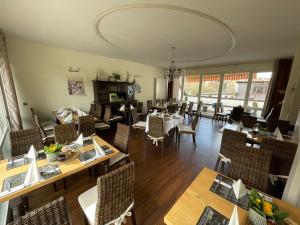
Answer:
[{"left": 164, "top": 47, "right": 186, "bottom": 80}]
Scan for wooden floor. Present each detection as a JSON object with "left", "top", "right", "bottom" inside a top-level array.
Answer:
[{"left": 26, "top": 117, "right": 225, "bottom": 225}]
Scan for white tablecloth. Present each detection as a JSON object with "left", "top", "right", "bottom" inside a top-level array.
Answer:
[{"left": 145, "top": 114, "right": 184, "bottom": 134}]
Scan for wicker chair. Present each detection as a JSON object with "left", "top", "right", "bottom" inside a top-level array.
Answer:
[
  {"left": 33, "top": 114, "right": 55, "bottom": 145},
  {"left": 177, "top": 114, "right": 200, "bottom": 148},
  {"left": 179, "top": 103, "right": 187, "bottom": 116},
  {"left": 193, "top": 101, "right": 202, "bottom": 116},
  {"left": 78, "top": 162, "right": 136, "bottom": 225},
  {"left": 167, "top": 104, "right": 177, "bottom": 114},
  {"left": 227, "top": 144, "right": 271, "bottom": 192},
  {"left": 109, "top": 123, "right": 131, "bottom": 169},
  {"left": 261, "top": 138, "right": 298, "bottom": 176},
  {"left": 54, "top": 123, "right": 77, "bottom": 144},
  {"left": 10, "top": 128, "right": 44, "bottom": 157},
  {"left": 266, "top": 118, "right": 290, "bottom": 135},
  {"left": 240, "top": 114, "right": 257, "bottom": 128},
  {"left": 89, "top": 104, "right": 95, "bottom": 116},
  {"left": 146, "top": 116, "right": 165, "bottom": 152},
  {"left": 78, "top": 115, "right": 95, "bottom": 137},
  {"left": 147, "top": 100, "right": 153, "bottom": 114},
  {"left": 185, "top": 102, "right": 194, "bottom": 120},
  {"left": 215, "top": 129, "right": 247, "bottom": 170},
  {"left": 132, "top": 108, "right": 146, "bottom": 131},
  {"left": 95, "top": 107, "right": 110, "bottom": 130},
  {"left": 229, "top": 106, "right": 244, "bottom": 122},
  {"left": 8, "top": 196, "right": 72, "bottom": 225},
  {"left": 30, "top": 107, "right": 56, "bottom": 130}
]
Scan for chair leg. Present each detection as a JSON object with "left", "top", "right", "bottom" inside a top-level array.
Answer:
[
  {"left": 63, "top": 178, "right": 67, "bottom": 190},
  {"left": 214, "top": 156, "right": 221, "bottom": 171},
  {"left": 21, "top": 196, "right": 29, "bottom": 212},
  {"left": 52, "top": 182, "right": 58, "bottom": 192},
  {"left": 131, "top": 209, "right": 137, "bottom": 225},
  {"left": 88, "top": 167, "right": 93, "bottom": 177},
  {"left": 192, "top": 134, "right": 196, "bottom": 148}
]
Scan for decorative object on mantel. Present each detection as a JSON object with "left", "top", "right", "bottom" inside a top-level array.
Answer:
[
  {"left": 96, "top": 67, "right": 105, "bottom": 81},
  {"left": 164, "top": 46, "right": 186, "bottom": 80},
  {"left": 112, "top": 72, "right": 121, "bottom": 82},
  {"left": 133, "top": 76, "right": 141, "bottom": 93},
  {"left": 68, "top": 67, "right": 80, "bottom": 72},
  {"left": 67, "top": 76, "right": 85, "bottom": 95},
  {"left": 249, "top": 189, "right": 289, "bottom": 225},
  {"left": 126, "top": 71, "right": 131, "bottom": 82}
]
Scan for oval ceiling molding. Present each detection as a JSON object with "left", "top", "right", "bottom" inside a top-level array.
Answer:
[{"left": 94, "top": 3, "right": 237, "bottom": 63}]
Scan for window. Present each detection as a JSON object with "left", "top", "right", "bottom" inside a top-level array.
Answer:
[{"left": 183, "top": 75, "right": 200, "bottom": 103}]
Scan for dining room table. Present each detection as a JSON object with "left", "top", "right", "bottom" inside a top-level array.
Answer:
[
  {"left": 219, "top": 123, "right": 297, "bottom": 145},
  {"left": 55, "top": 111, "right": 99, "bottom": 125},
  {"left": 0, "top": 135, "right": 119, "bottom": 203},
  {"left": 164, "top": 167, "right": 300, "bottom": 225}
]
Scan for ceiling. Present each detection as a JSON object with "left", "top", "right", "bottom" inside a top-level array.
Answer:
[{"left": 0, "top": 0, "right": 300, "bottom": 68}]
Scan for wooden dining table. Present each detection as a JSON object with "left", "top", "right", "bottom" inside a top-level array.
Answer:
[
  {"left": 164, "top": 168, "right": 300, "bottom": 225},
  {"left": 219, "top": 124, "right": 297, "bottom": 145},
  {"left": 0, "top": 135, "right": 119, "bottom": 202}
]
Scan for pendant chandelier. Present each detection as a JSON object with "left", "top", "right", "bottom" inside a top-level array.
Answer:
[{"left": 164, "top": 47, "right": 186, "bottom": 80}]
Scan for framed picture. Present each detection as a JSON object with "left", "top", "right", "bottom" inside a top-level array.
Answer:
[{"left": 67, "top": 77, "right": 85, "bottom": 96}]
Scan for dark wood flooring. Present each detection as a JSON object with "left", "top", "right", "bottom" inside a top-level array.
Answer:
[{"left": 26, "top": 118, "right": 226, "bottom": 225}]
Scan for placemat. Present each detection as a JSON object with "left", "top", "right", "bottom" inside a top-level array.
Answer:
[
  {"left": 196, "top": 206, "right": 229, "bottom": 225},
  {"left": 79, "top": 145, "right": 113, "bottom": 164},
  {"left": 7, "top": 152, "right": 46, "bottom": 170}
]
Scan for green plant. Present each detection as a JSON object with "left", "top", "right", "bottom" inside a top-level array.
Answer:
[
  {"left": 44, "top": 144, "right": 63, "bottom": 154},
  {"left": 249, "top": 189, "right": 288, "bottom": 224},
  {"left": 112, "top": 72, "right": 121, "bottom": 81}
]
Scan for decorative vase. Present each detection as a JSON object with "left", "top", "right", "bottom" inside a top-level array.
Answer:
[
  {"left": 249, "top": 208, "right": 267, "bottom": 225},
  {"left": 46, "top": 152, "right": 59, "bottom": 162}
]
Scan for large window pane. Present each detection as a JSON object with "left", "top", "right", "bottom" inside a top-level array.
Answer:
[
  {"left": 221, "top": 72, "right": 249, "bottom": 113},
  {"left": 247, "top": 72, "right": 272, "bottom": 117},
  {"left": 200, "top": 74, "right": 221, "bottom": 116},
  {"left": 183, "top": 75, "right": 200, "bottom": 103}
]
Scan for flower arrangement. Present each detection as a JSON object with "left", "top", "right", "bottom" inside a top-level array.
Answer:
[
  {"left": 249, "top": 189, "right": 288, "bottom": 224},
  {"left": 44, "top": 144, "right": 63, "bottom": 154}
]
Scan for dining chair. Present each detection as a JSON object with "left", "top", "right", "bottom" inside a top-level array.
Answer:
[
  {"left": 240, "top": 114, "right": 257, "bottom": 128},
  {"left": 30, "top": 107, "right": 56, "bottom": 130},
  {"left": 215, "top": 129, "right": 247, "bottom": 170},
  {"left": 78, "top": 162, "right": 136, "bottom": 225},
  {"left": 106, "top": 106, "right": 123, "bottom": 123},
  {"left": 229, "top": 106, "right": 244, "bottom": 122},
  {"left": 266, "top": 118, "right": 290, "bottom": 135},
  {"left": 227, "top": 144, "right": 271, "bottom": 192},
  {"left": 95, "top": 107, "right": 110, "bottom": 130},
  {"left": 108, "top": 123, "right": 131, "bottom": 169},
  {"left": 146, "top": 116, "right": 165, "bottom": 153},
  {"left": 131, "top": 108, "right": 146, "bottom": 133},
  {"left": 261, "top": 138, "right": 298, "bottom": 177},
  {"left": 179, "top": 102, "right": 187, "bottom": 116},
  {"left": 89, "top": 103, "right": 95, "bottom": 116},
  {"left": 33, "top": 114, "right": 55, "bottom": 145},
  {"left": 54, "top": 123, "right": 78, "bottom": 144},
  {"left": 177, "top": 114, "right": 200, "bottom": 148},
  {"left": 147, "top": 100, "right": 153, "bottom": 114},
  {"left": 162, "top": 99, "right": 167, "bottom": 105},
  {"left": 10, "top": 128, "right": 44, "bottom": 157},
  {"left": 193, "top": 101, "right": 202, "bottom": 116},
  {"left": 155, "top": 99, "right": 162, "bottom": 106},
  {"left": 8, "top": 196, "right": 72, "bottom": 225},
  {"left": 167, "top": 104, "right": 177, "bottom": 113},
  {"left": 185, "top": 102, "right": 194, "bottom": 120},
  {"left": 78, "top": 115, "right": 95, "bottom": 137},
  {"left": 94, "top": 104, "right": 102, "bottom": 120}
]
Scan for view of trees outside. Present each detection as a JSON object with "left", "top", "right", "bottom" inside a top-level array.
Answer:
[
  {"left": 183, "top": 75, "right": 200, "bottom": 105},
  {"left": 200, "top": 75, "right": 220, "bottom": 114}
]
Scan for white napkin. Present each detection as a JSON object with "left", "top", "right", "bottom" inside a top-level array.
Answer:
[
  {"left": 156, "top": 103, "right": 160, "bottom": 106},
  {"left": 120, "top": 105, "right": 125, "bottom": 111},
  {"left": 75, "top": 133, "right": 83, "bottom": 146},
  {"left": 26, "top": 145, "right": 38, "bottom": 160},
  {"left": 77, "top": 109, "right": 88, "bottom": 116},
  {"left": 60, "top": 110, "right": 69, "bottom": 117},
  {"left": 228, "top": 206, "right": 239, "bottom": 225},
  {"left": 236, "top": 122, "right": 244, "bottom": 131},
  {"left": 151, "top": 109, "right": 158, "bottom": 116},
  {"left": 57, "top": 107, "right": 65, "bottom": 114},
  {"left": 164, "top": 103, "right": 167, "bottom": 108},
  {"left": 93, "top": 139, "right": 106, "bottom": 158},
  {"left": 232, "top": 179, "right": 248, "bottom": 200},
  {"left": 130, "top": 104, "right": 134, "bottom": 110},
  {"left": 24, "top": 145, "right": 42, "bottom": 186},
  {"left": 72, "top": 105, "right": 77, "bottom": 112},
  {"left": 276, "top": 130, "right": 284, "bottom": 141},
  {"left": 64, "top": 113, "right": 73, "bottom": 123}
]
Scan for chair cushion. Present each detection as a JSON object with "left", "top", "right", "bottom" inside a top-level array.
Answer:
[
  {"left": 95, "top": 122, "right": 110, "bottom": 130},
  {"left": 110, "top": 115, "right": 123, "bottom": 121},
  {"left": 42, "top": 123, "right": 55, "bottom": 131},
  {"left": 132, "top": 121, "right": 146, "bottom": 129},
  {"left": 109, "top": 152, "right": 128, "bottom": 166},
  {"left": 180, "top": 125, "right": 195, "bottom": 134},
  {"left": 78, "top": 186, "right": 97, "bottom": 225}
]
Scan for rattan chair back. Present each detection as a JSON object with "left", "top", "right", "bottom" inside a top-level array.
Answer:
[
  {"left": 137, "top": 102, "right": 143, "bottom": 113},
  {"left": 240, "top": 115, "right": 257, "bottom": 128},
  {"left": 10, "top": 128, "right": 44, "bottom": 157},
  {"left": 220, "top": 129, "right": 247, "bottom": 159},
  {"left": 261, "top": 138, "right": 297, "bottom": 176},
  {"left": 148, "top": 116, "right": 164, "bottom": 138},
  {"left": 131, "top": 108, "right": 139, "bottom": 125},
  {"left": 266, "top": 118, "right": 289, "bottom": 135},
  {"left": 114, "top": 123, "right": 130, "bottom": 154},
  {"left": 78, "top": 115, "right": 95, "bottom": 137},
  {"left": 103, "top": 107, "right": 111, "bottom": 124},
  {"left": 227, "top": 144, "right": 271, "bottom": 192},
  {"left": 230, "top": 107, "right": 244, "bottom": 121},
  {"left": 54, "top": 123, "right": 77, "bottom": 144},
  {"left": 94, "top": 162, "right": 135, "bottom": 225},
  {"left": 191, "top": 114, "right": 200, "bottom": 131},
  {"left": 33, "top": 114, "right": 47, "bottom": 138},
  {"left": 179, "top": 103, "right": 187, "bottom": 116},
  {"left": 89, "top": 104, "right": 95, "bottom": 116},
  {"left": 187, "top": 102, "right": 194, "bottom": 113},
  {"left": 8, "top": 196, "right": 72, "bottom": 225},
  {"left": 94, "top": 104, "right": 102, "bottom": 119},
  {"left": 155, "top": 99, "right": 162, "bottom": 105}
]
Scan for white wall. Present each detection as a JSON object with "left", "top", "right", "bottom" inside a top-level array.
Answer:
[
  {"left": 281, "top": 49, "right": 300, "bottom": 125},
  {"left": 6, "top": 38, "right": 163, "bottom": 128}
]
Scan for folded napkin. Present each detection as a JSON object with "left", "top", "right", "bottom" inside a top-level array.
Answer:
[
  {"left": 119, "top": 105, "right": 125, "bottom": 112},
  {"left": 151, "top": 109, "right": 158, "bottom": 116},
  {"left": 232, "top": 179, "right": 248, "bottom": 200},
  {"left": 60, "top": 110, "right": 69, "bottom": 117},
  {"left": 72, "top": 105, "right": 77, "bottom": 112},
  {"left": 130, "top": 104, "right": 134, "bottom": 110},
  {"left": 236, "top": 122, "right": 244, "bottom": 131},
  {"left": 228, "top": 206, "right": 239, "bottom": 225},
  {"left": 57, "top": 107, "right": 65, "bottom": 114},
  {"left": 156, "top": 103, "right": 160, "bottom": 106},
  {"left": 24, "top": 145, "right": 42, "bottom": 186},
  {"left": 93, "top": 139, "right": 106, "bottom": 158},
  {"left": 276, "top": 130, "right": 283, "bottom": 141},
  {"left": 163, "top": 103, "right": 167, "bottom": 108},
  {"left": 75, "top": 133, "right": 83, "bottom": 146},
  {"left": 64, "top": 113, "right": 73, "bottom": 123},
  {"left": 77, "top": 109, "right": 88, "bottom": 116}
]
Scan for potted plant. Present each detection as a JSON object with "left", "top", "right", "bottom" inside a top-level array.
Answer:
[
  {"left": 44, "top": 144, "right": 63, "bottom": 162},
  {"left": 249, "top": 189, "right": 288, "bottom": 225},
  {"left": 112, "top": 72, "right": 121, "bottom": 82}
]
